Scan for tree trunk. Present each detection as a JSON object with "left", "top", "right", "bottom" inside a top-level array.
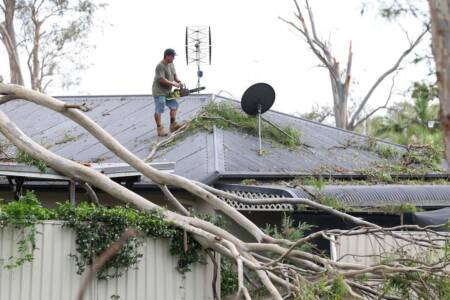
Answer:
[
  {"left": 429, "top": 0, "right": 450, "bottom": 164},
  {"left": 329, "top": 62, "right": 348, "bottom": 129},
  {"left": 30, "top": 7, "right": 42, "bottom": 91},
  {"left": 0, "top": 0, "right": 24, "bottom": 85}
]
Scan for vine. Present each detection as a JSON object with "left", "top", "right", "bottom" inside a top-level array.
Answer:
[
  {"left": 0, "top": 191, "right": 51, "bottom": 268},
  {"left": 0, "top": 192, "right": 207, "bottom": 279}
]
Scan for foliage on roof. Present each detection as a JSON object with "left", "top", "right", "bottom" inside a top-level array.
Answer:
[
  {"left": 16, "top": 149, "right": 47, "bottom": 172},
  {"left": 190, "top": 102, "right": 303, "bottom": 149}
]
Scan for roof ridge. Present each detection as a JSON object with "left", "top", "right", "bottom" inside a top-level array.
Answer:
[{"left": 53, "top": 93, "right": 214, "bottom": 99}]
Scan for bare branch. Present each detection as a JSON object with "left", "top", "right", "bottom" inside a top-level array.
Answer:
[
  {"left": 206, "top": 250, "right": 219, "bottom": 300},
  {"left": 159, "top": 184, "right": 190, "bottom": 216},
  {"left": 305, "top": 0, "right": 321, "bottom": 46},
  {"left": 195, "top": 181, "right": 377, "bottom": 228},
  {"left": 281, "top": 0, "right": 340, "bottom": 82},
  {"left": 352, "top": 72, "right": 398, "bottom": 129},
  {"left": 348, "top": 27, "right": 429, "bottom": 128},
  {"left": 77, "top": 228, "right": 137, "bottom": 300},
  {"left": 80, "top": 182, "right": 99, "bottom": 205},
  {"left": 343, "top": 40, "right": 353, "bottom": 100},
  {"left": 63, "top": 103, "right": 90, "bottom": 112},
  {"left": 144, "top": 123, "right": 189, "bottom": 162}
]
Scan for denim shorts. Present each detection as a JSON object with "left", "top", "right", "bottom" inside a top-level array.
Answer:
[{"left": 154, "top": 95, "right": 179, "bottom": 113}]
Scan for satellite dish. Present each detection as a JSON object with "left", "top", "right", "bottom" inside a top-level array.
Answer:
[
  {"left": 241, "top": 83, "right": 276, "bottom": 155},
  {"left": 241, "top": 83, "right": 275, "bottom": 116}
]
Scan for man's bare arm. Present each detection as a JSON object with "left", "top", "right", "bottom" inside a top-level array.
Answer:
[
  {"left": 174, "top": 74, "right": 181, "bottom": 84},
  {"left": 159, "top": 77, "right": 180, "bottom": 88}
]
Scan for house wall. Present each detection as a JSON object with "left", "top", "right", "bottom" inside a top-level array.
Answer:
[{"left": 0, "top": 221, "right": 216, "bottom": 300}]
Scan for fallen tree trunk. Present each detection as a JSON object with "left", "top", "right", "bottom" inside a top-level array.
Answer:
[{"left": 0, "top": 83, "right": 448, "bottom": 299}]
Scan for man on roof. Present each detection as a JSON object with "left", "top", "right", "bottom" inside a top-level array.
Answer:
[{"left": 152, "top": 48, "right": 183, "bottom": 137}]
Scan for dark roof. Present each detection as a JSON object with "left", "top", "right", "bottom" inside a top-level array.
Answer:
[
  {"left": 217, "top": 183, "right": 450, "bottom": 209},
  {"left": 0, "top": 94, "right": 442, "bottom": 183}
]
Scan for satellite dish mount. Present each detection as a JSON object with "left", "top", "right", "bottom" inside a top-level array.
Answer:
[
  {"left": 241, "top": 83, "right": 276, "bottom": 155},
  {"left": 185, "top": 26, "right": 212, "bottom": 90}
]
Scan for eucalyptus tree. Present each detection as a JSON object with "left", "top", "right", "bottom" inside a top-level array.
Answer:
[
  {"left": 282, "top": 0, "right": 429, "bottom": 130},
  {"left": 0, "top": 0, "right": 23, "bottom": 85},
  {"left": 0, "top": 0, "right": 105, "bottom": 91}
]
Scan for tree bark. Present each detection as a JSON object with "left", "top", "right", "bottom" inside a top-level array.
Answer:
[
  {"left": 29, "top": 6, "right": 42, "bottom": 91},
  {"left": 429, "top": 0, "right": 450, "bottom": 163},
  {"left": 0, "top": 0, "right": 24, "bottom": 85}
]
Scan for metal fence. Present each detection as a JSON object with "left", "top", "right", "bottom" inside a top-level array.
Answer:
[
  {"left": 0, "top": 221, "right": 215, "bottom": 300},
  {"left": 332, "top": 231, "right": 447, "bottom": 266}
]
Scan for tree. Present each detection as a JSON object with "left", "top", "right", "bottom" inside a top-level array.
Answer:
[
  {"left": 368, "top": 81, "right": 442, "bottom": 147},
  {"left": 0, "top": 0, "right": 24, "bottom": 85},
  {"left": 0, "top": 0, "right": 104, "bottom": 91},
  {"left": 429, "top": 0, "right": 450, "bottom": 164},
  {"left": 0, "top": 83, "right": 449, "bottom": 299},
  {"left": 281, "top": 0, "right": 429, "bottom": 130},
  {"left": 299, "top": 103, "right": 333, "bottom": 123}
]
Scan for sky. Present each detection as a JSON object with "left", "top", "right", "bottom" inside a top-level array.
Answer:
[{"left": 0, "top": 0, "right": 432, "bottom": 117}]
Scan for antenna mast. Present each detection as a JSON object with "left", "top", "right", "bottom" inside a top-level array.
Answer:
[{"left": 185, "top": 26, "right": 212, "bottom": 90}]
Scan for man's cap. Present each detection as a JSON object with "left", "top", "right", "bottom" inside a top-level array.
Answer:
[{"left": 164, "top": 48, "right": 177, "bottom": 57}]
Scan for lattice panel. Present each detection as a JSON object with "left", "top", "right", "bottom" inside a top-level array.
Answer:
[{"left": 220, "top": 190, "right": 294, "bottom": 211}]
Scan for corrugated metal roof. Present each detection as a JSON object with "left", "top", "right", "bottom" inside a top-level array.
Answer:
[
  {"left": 0, "top": 94, "right": 212, "bottom": 181},
  {"left": 217, "top": 184, "right": 450, "bottom": 208},
  {"left": 290, "top": 185, "right": 450, "bottom": 208},
  {"left": 0, "top": 94, "right": 439, "bottom": 182}
]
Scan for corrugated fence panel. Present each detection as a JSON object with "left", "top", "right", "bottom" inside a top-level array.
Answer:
[
  {"left": 0, "top": 222, "right": 215, "bottom": 300},
  {"left": 334, "top": 232, "right": 447, "bottom": 266}
]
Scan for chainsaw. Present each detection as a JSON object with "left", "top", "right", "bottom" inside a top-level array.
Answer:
[{"left": 166, "top": 84, "right": 206, "bottom": 100}]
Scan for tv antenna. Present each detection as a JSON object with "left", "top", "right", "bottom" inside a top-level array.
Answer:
[
  {"left": 241, "top": 83, "right": 276, "bottom": 155},
  {"left": 185, "top": 26, "right": 212, "bottom": 90}
]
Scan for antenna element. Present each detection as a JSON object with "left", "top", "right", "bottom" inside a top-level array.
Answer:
[{"left": 185, "top": 26, "right": 212, "bottom": 90}]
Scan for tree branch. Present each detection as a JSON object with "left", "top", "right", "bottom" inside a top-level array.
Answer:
[
  {"left": 348, "top": 27, "right": 429, "bottom": 128},
  {"left": 281, "top": 0, "right": 341, "bottom": 83},
  {"left": 77, "top": 228, "right": 137, "bottom": 300},
  {"left": 351, "top": 71, "right": 398, "bottom": 129},
  {"left": 159, "top": 184, "right": 190, "bottom": 216},
  {"left": 144, "top": 123, "right": 189, "bottom": 162}
]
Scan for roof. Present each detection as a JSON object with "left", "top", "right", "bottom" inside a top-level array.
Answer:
[
  {"left": 0, "top": 94, "right": 444, "bottom": 183},
  {"left": 217, "top": 183, "right": 450, "bottom": 209}
]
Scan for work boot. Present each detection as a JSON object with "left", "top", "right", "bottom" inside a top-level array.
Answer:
[
  {"left": 157, "top": 126, "right": 168, "bottom": 137},
  {"left": 170, "top": 122, "right": 183, "bottom": 132}
]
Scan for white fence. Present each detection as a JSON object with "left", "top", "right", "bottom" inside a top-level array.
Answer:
[
  {"left": 332, "top": 231, "right": 448, "bottom": 266},
  {"left": 0, "top": 221, "right": 215, "bottom": 300}
]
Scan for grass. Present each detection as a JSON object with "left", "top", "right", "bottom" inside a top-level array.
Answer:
[{"left": 192, "top": 102, "right": 302, "bottom": 149}]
